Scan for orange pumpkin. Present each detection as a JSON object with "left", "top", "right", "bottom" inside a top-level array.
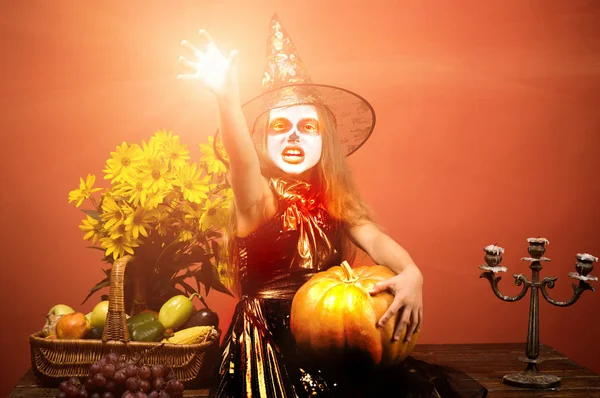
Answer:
[{"left": 290, "top": 261, "right": 419, "bottom": 368}]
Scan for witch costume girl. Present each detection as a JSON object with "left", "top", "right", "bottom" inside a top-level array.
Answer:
[{"left": 178, "top": 14, "right": 487, "bottom": 398}]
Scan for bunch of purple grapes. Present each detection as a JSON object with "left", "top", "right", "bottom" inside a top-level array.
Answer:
[{"left": 54, "top": 352, "right": 185, "bottom": 398}]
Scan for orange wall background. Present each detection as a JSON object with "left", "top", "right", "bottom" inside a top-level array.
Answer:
[{"left": 1, "top": 1, "right": 599, "bottom": 396}]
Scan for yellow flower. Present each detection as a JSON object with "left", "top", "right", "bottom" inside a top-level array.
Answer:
[
  {"left": 114, "top": 180, "right": 146, "bottom": 208},
  {"left": 199, "top": 136, "right": 228, "bottom": 175},
  {"left": 103, "top": 142, "right": 144, "bottom": 184},
  {"left": 161, "top": 134, "right": 190, "bottom": 170},
  {"left": 152, "top": 129, "right": 174, "bottom": 145},
  {"left": 154, "top": 206, "right": 172, "bottom": 236},
  {"left": 79, "top": 215, "right": 103, "bottom": 244},
  {"left": 68, "top": 174, "right": 102, "bottom": 207},
  {"left": 144, "top": 190, "right": 166, "bottom": 210},
  {"left": 178, "top": 228, "right": 195, "bottom": 243},
  {"left": 142, "top": 137, "right": 161, "bottom": 161},
  {"left": 100, "top": 233, "right": 139, "bottom": 261},
  {"left": 137, "top": 158, "right": 173, "bottom": 193},
  {"left": 73, "top": 132, "right": 233, "bottom": 286},
  {"left": 100, "top": 196, "right": 126, "bottom": 230},
  {"left": 172, "top": 162, "right": 210, "bottom": 204},
  {"left": 222, "top": 187, "right": 234, "bottom": 202},
  {"left": 106, "top": 222, "right": 130, "bottom": 240},
  {"left": 200, "top": 198, "right": 228, "bottom": 231},
  {"left": 124, "top": 206, "right": 154, "bottom": 239}
]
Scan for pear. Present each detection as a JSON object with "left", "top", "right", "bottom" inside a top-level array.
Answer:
[
  {"left": 56, "top": 312, "right": 91, "bottom": 339},
  {"left": 90, "top": 301, "right": 109, "bottom": 328}
]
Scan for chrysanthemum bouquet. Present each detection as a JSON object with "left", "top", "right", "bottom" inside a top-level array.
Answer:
[{"left": 69, "top": 130, "right": 233, "bottom": 311}]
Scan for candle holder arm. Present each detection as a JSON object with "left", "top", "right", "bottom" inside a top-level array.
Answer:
[
  {"left": 480, "top": 271, "right": 530, "bottom": 302},
  {"left": 539, "top": 277, "right": 595, "bottom": 307}
]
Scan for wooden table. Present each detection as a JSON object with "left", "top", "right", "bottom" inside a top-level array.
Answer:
[{"left": 11, "top": 343, "right": 600, "bottom": 397}]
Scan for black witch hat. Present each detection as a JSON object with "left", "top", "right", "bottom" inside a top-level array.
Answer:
[{"left": 214, "top": 14, "right": 376, "bottom": 165}]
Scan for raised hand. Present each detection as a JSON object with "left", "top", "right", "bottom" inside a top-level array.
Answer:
[{"left": 178, "top": 30, "right": 239, "bottom": 100}]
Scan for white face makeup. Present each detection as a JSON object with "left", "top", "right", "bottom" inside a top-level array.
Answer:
[{"left": 267, "top": 105, "right": 323, "bottom": 176}]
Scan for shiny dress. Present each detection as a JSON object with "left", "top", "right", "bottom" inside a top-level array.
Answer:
[{"left": 216, "top": 179, "right": 487, "bottom": 398}]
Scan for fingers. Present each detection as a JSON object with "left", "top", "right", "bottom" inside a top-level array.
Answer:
[
  {"left": 228, "top": 49, "right": 239, "bottom": 68},
  {"left": 181, "top": 31, "right": 218, "bottom": 59},
  {"left": 403, "top": 309, "right": 419, "bottom": 342},
  {"left": 181, "top": 31, "right": 231, "bottom": 70},
  {"left": 178, "top": 56, "right": 196, "bottom": 72},
  {"left": 181, "top": 40, "right": 201, "bottom": 58},
  {"left": 198, "top": 29, "right": 213, "bottom": 45},
  {"left": 199, "top": 30, "right": 219, "bottom": 55},
  {"left": 176, "top": 74, "right": 198, "bottom": 81},
  {"left": 377, "top": 297, "right": 401, "bottom": 328},
  {"left": 369, "top": 280, "right": 390, "bottom": 296},
  {"left": 393, "top": 306, "right": 411, "bottom": 341},
  {"left": 177, "top": 55, "right": 199, "bottom": 80}
]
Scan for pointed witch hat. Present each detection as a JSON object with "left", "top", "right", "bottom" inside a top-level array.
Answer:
[{"left": 214, "top": 14, "right": 376, "bottom": 166}]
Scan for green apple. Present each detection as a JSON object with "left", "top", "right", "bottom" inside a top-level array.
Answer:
[
  {"left": 47, "top": 304, "right": 75, "bottom": 317},
  {"left": 91, "top": 301, "right": 110, "bottom": 328}
]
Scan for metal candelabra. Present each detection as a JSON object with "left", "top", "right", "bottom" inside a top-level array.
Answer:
[{"left": 478, "top": 237, "right": 598, "bottom": 389}]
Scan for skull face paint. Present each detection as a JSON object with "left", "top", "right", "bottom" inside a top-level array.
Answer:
[{"left": 267, "top": 105, "right": 323, "bottom": 177}]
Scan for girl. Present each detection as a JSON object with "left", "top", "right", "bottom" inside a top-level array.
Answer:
[{"left": 178, "top": 15, "right": 485, "bottom": 398}]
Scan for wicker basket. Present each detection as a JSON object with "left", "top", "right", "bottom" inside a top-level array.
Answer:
[{"left": 29, "top": 255, "right": 220, "bottom": 387}]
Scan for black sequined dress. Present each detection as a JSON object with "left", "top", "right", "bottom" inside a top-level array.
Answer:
[{"left": 216, "top": 179, "right": 487, "bottom": 398}]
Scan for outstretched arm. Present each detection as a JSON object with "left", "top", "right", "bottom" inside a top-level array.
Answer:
[
  {"left": 346, "top": 221, "right": 423, "bottom": 342},
  {"left": 178, "top": 31, "right": 272, "bottom": 223}
]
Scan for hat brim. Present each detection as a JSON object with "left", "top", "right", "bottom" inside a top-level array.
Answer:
[
  {"left": 242, "top": 83, "right": 376, "bottom": 156},
  {"left": 212, "top": 83, "right": 376, "bottom": 167}
]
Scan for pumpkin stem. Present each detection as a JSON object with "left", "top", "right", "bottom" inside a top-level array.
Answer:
[{"left": 340, "top": 261, "right": 359, "bottom": 283}]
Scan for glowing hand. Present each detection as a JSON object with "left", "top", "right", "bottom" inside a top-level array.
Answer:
[
  {"left": 178, "top": 30, "right": 239, "bottom": 100},
  {"left": 369, "top": 265, "right": 423, "bottom": 342}
]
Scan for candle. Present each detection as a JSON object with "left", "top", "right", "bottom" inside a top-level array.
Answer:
[
  {"left": 483, "top": 244, "right": 505, "bottom": 268},
  {"left": 577, "top": 253, "right": 598, "bottom": 262},
  {"left": 484, "top": 244, "right": 505, "bottom": 255},
  {"left": 575, "top": 253, "right": 597, "bottom": 277},
  {"left": 527, "top": 237, "right": 550, "bottom": 245},
  {"left": 526, "top": 238, "right": 549, "bottom": 259}
]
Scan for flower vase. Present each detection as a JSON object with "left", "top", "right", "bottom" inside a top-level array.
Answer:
[{"left": 130, "top": 260, "right": 148, "bottom": 316}]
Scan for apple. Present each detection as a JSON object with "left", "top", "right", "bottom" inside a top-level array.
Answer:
[
  {"left": 47, "top": 304, "right": 75, "bottom": 317},
  {"left": 56, "top": 312, "right": 91, "bottom": 339},
  {"left": 90, "top": 300, "right": 109, "bottom": 328}
]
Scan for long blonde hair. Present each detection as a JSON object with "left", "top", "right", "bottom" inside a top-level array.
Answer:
[{"left": 224, "top": 104, "right": 374, "bottom": 297}]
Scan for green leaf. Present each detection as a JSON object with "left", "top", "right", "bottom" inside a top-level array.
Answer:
[
  {"left": 195, "top": 263, "right": 233, "bottom": 297},
  {"left": 212, "top": 241, "right": 220, "bottom": 267},
  {"left": 85, "top": 246, "right": 112, "bottom": 263},
  {"left": 154, "top": 239, "right": 185, "bottom": 269},
  {"left": 82, "top": 209, "right": 101, "bottom": 220},
  {"left": 196, "top": 261, "right": 213, "bottom": 296},
  {"left": 205, "top": 230, "right": 223, "bottom": 239},
  {"left": 81, "top": 277, "right": 110, "bottom": 305},
  {"left": 186, "top": 246, "right": 210, "bottom": 264},
  {"left": 175, "top": 279, "right": 197, "bottom": 297}
]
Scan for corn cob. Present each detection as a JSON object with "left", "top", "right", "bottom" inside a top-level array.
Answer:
[{"left": 161, "top": 326, "right": 214, "bottom": 345}]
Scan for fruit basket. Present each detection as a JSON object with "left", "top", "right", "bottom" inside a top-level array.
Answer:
[{"left": 29, "top": 256, "right": 221, "bottom": 388}]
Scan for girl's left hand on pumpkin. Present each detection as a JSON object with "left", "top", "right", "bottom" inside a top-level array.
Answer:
[{"left": 369, "top": 265, "right": 423, "bottom": 342}]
